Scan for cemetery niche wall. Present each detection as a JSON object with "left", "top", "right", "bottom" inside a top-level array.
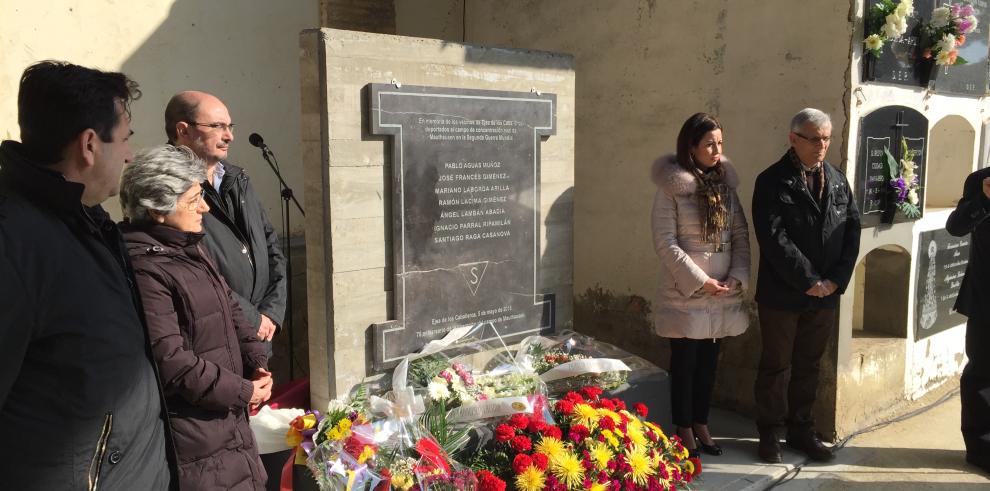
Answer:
[
  {"left": 856, "top": 105, "right": 928, "bottom": 228},
  {"left": 368, "top": 84, "right": 557, "bottom": 370}
]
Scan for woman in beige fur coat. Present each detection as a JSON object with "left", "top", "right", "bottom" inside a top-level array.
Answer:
[{"left": 651, "top": 113, "right": 750, "bottom": 457}]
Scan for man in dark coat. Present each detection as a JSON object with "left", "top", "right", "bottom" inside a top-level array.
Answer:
[
  {"left": 0, "top": 61, "right": 176, "bottom": 489},
  {"left": 164, "top": 91, "right": 287, "bottom": 355},
  {"left": 946, "top": 168, "right": 990, "bottom": 474},
  {"left": 751, "top": 108, "right": 861, "bottom": 463}
]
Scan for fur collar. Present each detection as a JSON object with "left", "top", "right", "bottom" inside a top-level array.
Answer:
[{"left": 651, "top": 154, "right": 739, "bottom": 196}]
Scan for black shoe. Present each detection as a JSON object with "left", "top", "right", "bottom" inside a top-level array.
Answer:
[
  {"left": 696, "top": 436, "right": 723, "bottom": 456},
  {"left": 758, "top": 432, "right": 782, "bottom": 463},
  {"left": 786, "top": 431, "right": 834, "bottom": 462}
]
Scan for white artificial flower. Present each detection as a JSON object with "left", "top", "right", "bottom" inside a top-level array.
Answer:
[
  {"left": 908, "top": 189, "right": 919, "bottom": 205},
  {"left": 865, "top": 34, "right": 884, "bottom": 51},
  {"left": 882, "top": 13, "right": 908, "bottom": 38},
  {"left": 937, "top": 49, "right": 954, "bottom": 65},
  {"left": 964, "top": 15, "right": 979, "bottom": 34},
  {"left": 938, "top": 33, "right": 958, "bottom": 53},
  {"left": 896, "top": 0, "right": 914, "bottom": 17},
  {"left": 427, "top": 381, "right": 451, "bottom": 401},
  {"left": 931, "top": 7, "right": 951, "bottom": 28},
  {"left": 901, "top": 160, "right": 915, "bottom": 179},
  {"left": 882, "top": 20, "right": 901, "bottom": 38}
]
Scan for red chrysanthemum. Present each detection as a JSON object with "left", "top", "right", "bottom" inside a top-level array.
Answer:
[
  {"left": 509, "top": 413, "right": 530, "bottom": 430},
  {"left": 689, "top": 457, "right": 702, "bottom": 476},
  {"left": 527, "top": 418, "right": 548, "bottom": 434},
  {"left": 597, "top": 398, "right": 615, "bottom": 411},
  {"left": 511, "top": 435, "right": 532, "bottom": 453},
  {"left": 555, "top": 400, "right": 575, "bottom": 415},
  {"left": 612, "top": 399, "right": 626, "bottom": 411},
  {"left": 476, "top": 470, "right": 507, "bottom": 491},
  {"left": 580, "top": 386, "right": 603, "bottom": 401},
  {"left": 599, "top": 416, "right": 615, "bottom": 431},
  {"left": 531, "top": 452, "right": 549, "bottom": 470},
  {"left": 633, "top": 403, "right": 648, "bottom": 418},
  {"left": 541, "top": 425, "right": 563, "bottom": 440},
  {"left": 495, "top": 424, "right": 516, "bottom": 442},
  {"left": 512, "top": 453, "right": 533, "bottom": 474}
]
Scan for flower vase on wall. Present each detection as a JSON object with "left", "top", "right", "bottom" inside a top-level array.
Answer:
[{"left": 863, "top": 53, "right": 879, "bottom": 81}]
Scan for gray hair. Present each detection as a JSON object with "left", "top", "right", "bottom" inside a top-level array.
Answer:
[
  {"left": 119, "top": 144, "right": 206, "bottom": 224},
  {"left": 790, "top": 108, "right": 832, "bottom": 133}
]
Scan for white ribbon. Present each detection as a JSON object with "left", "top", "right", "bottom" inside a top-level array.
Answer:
[
  {"left": 538, "top": 358, "right": 631, "bottom": 382},
  {"left": 447, "top": 396, "right": 535, "bottom": 423}
]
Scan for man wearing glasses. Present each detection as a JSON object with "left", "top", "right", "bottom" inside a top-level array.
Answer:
[
  {"left": 165, "top": 91, "right": 286, "bottom": 356},
  {"left": 751, "top": 108, "right": 861, "bottom": 463}
]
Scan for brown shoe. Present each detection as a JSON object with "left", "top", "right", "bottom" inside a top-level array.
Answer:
[
  {"left": 758, "top": 432, "right": 782, "bottom": 463},
  {"left": 786, "top": 431, "right": 834, "bottom": 462}
]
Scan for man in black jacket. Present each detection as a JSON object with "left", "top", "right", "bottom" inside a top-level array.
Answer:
[
  {"left": 946, "top": 169, "right": 990, "bottom": 474},
  {"left": 751, "top": 108, "right": 861, "bottom": 463},
  {"left": 164, "top": 91, "right": 287, "bottom": 354},
  {"left": 0, "top": 61, "right": 175, "bottom": 489}
]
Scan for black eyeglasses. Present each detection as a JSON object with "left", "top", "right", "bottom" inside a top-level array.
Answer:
[
  {"left": 794, "top": 133, "right": 831, "bottom": 145},
  {"left": 188, "top": 122, "right": 235, "bottom": 132}
]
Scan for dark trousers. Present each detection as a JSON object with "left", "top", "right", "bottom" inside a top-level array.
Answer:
[
  {"left": 754, "top": 305, "right": 835, "bottom": 433},
  {"left": 962, "top": 319, "right": 990, "bottom": 459},
  {"left": 669, "top": 337, "right": 722, "bottom": 428}
]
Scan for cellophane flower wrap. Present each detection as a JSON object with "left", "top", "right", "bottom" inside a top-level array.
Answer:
[
  {"left": 306, "top": 383, "right": 478, "bottom": 491},
  {"left": 465, "top": 386, "right": 700, "bottom": 491},
  {"left": 517, "top": 331, "right": 636, "bottom": 397},
  {"left": 398, "top": 322, "right": 551, "bottom": 455}
]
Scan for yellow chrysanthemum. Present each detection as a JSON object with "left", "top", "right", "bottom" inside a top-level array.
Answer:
[
  {"left": 391, "top": 472, "right": 414, "bottom": 491},
  {"left": 588, "top": 441, "right": 613, "bottom": 470},
  {"left": 550, "top": 451, "right": 585, "bottom": 490},
  {"left": 572, "top": 403, "right": 600, "bottom": 429},
  {"left": 626, "top": 422, "right": 648, "bottom": 447},
  {"left": 515, "top": 465, "right": 546, "bottom": 491},
  {"left": 357, "top": 445, "right": 375, "bottom": 464},
  {"left": 535, "top": 436, "right": 566, "bottom": 461},
  {"left": 589, "top": 483, "right": 607, "bottom": 491},
  {"left": 601, "top": 429, "right": 620, "bottom": 449},
  {"left": 683, "top": 459, "right": 695, "bottom": 476},
  {"left": 597, "top": 408, "right": 621, "bottom": 425},
  {"left": 624, "top": 446, "right": 656, "bottom": 486}
]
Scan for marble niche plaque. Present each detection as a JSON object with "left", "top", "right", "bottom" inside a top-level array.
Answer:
[
  {"left": 915, "top": 228, "right": 970, "bottom": 340},
  {"left": 856, "top": 105, "right": 928, "bottom": 228},
  {"left": 931, "top": 0, "right": 990, "bottom": 96},
  {"left": 369, "top": 84, "right": 557, "bottom": 370},
  {"left": 864, "top": 0, "right": 930, "bottom": 86}
]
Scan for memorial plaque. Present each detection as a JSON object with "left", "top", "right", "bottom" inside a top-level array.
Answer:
[
  {"left": 915, "top": 228, "right": 970, "bottom": 339},
  {"left": 864, "top": 0, "right": 932, "bottom": 87},
  {"left": 369, "top": 84, "right": 556, "bottom": 370},
  {"left": 931, "top": 0, "right": 990, "bottom": 96},
  {"left": 856, "top": 106, "right": 928, "bottom": 228}
]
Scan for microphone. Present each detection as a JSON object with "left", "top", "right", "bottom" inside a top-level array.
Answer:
[{"left": 248, "top": 132, "right": 266, "bottom": 148}]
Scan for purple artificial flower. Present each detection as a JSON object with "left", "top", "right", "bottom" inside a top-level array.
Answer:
[
  {"left": 958, "top": 18, "right": 975, "bottom": 32},
  {"left": 951, "top": 3, "right": 962, "bottom": 17},
  {"left": 960, "top": 3, "right": 975, "bottom": 18}
]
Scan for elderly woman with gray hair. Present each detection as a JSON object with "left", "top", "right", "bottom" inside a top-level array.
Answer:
[{"left": 119, "top": 144, "right": 272, "bottom": 490}]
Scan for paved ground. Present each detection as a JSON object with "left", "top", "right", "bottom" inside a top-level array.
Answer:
[{"left": 689, "top": 386, "right": 990, "bottom": 490}]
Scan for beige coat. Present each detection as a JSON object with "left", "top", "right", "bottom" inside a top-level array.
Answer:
[{"left": 651, "top": 154, "right": 750, "bottom": 339}]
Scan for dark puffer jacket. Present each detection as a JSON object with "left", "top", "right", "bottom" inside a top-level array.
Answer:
[
  {"left": 0, "top": 140, "right": 175, "bottom": 490},
  {"left": 202, "top": 162, "right": 286, "bottom": 330},
  {"left": 122, "top": 223, "right": 268, "bottom": 491},
  {"left": 752, "top": 151, "right": 862, "bottom": 310}
]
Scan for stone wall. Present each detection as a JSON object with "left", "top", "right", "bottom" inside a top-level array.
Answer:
[{"left": 299, "top": 28, "right": 575, "bottom": 409}]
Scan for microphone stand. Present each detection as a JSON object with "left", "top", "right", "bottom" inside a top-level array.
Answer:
[{"left": 258, "top": 144, "right": 304, "bottom": 380}]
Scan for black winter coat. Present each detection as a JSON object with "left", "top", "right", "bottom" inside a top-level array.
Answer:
[
  {"left": 201, "top": 163, "right": 286, "bottom": 329},
  {"left": 752, "top": 152, "right": 862, "bottom": 310},
  {"left": 123, "top": 224, "right": 268, "bottom": 491},
  {"left": 0, "top": 140, "right": 175, "bottom": 490},
  {"left": 946, "top": 167, "right": 990, "bottom": 321}
]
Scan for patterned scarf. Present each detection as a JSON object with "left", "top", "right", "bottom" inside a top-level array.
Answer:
[
  {"left": 788, "top": 147, "right": 825, "bottom": 202},
  {"left": 692, "top": 162, "right": 730, "bottom": 245}
]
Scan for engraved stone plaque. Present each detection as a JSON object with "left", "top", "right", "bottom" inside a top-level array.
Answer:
[
  {"left": 915, "top": 228, "right": 969, "bottom": 339},
  {"left": 856, "top": 106, "right": 928, "bottom": 228}
]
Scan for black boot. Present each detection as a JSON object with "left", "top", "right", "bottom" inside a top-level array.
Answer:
[
  {"left": 758, "top": 431, "right": 782, "bottom": 463},
  {"left": 786, "top": 429, "right": 834, "bottom": 462}
]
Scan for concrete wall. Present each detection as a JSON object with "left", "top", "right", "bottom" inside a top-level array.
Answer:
[
  {"left": 395, "top": 0, "right": 852, "bottom": 431},
  {"left": 0, "top": 0, "right": 317, "bottom": 236},
  {"left": 299, "top": 28, "right": 575, "bottom": 409}
]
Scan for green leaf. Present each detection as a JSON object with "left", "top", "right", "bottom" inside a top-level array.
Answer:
[
  {"left": 955, "top": 56, "right": 968, "bottom": 65},
  {"left": 884, "top": 146, "right": 900, "bottom": 180}
]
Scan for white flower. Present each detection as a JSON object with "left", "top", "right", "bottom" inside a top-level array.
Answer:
[
  {"left": 901, "top": 160, "right": 916, "bottom": 179},
  {"left": 427, "top": 381, "right": 451, "bottom": 401},
  {"left": 908, "top": 189, "right": 919, "bottom": 205},
  {"left": 938, "top": 33, "right": 958, "bottom": 53},
  {"left": 895, "top": 0, "right": 914, "bottom": 17},
  {"left": 931, "top": 7, "right": 951, "bottom": 28},
  {"left": 936, "top": 49, "right": 954, "bottom": 65},
  {"left": 882, "top": 13, "right": 908, "bottom": 38},
  {"left": 865, "top": 33, "right": 884, "bottom": 51},
  {"left": 964, "top": 15, "right": 979, "bottom": 34}
]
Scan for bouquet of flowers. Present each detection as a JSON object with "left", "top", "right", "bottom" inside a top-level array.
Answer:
[
  {"left": 301, "top": 385, "right": 478, "bottom": 491},
  {"left": 921, "top": 2, "right": 979, "bottom": 65},
  {"left": 864, "top": 0, "right": 915, "bottom": 57},
  {"left": 884, "top": 137, "right": 922, "bottom": 219},
  {"left": 519, "top": 332, "right": 631, "bottom": 396},
  {"left": 466, "top": 386, "right": 699, "bottom": 491}
]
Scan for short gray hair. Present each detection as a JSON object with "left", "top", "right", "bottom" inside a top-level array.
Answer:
[
  {"left": 790, "top": 108, "right": 832, "bottom": 133},
  {"left": 119, "top": 144, "right": 206, "bottom": 224}
]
